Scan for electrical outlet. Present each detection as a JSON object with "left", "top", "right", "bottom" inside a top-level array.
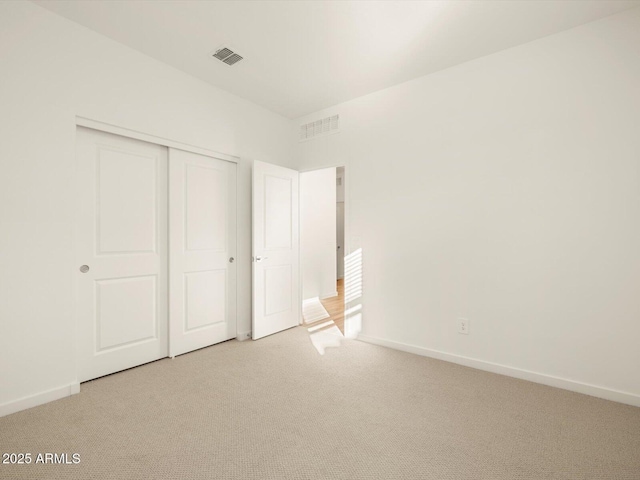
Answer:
[{"left": 457, "top": 318, "right": 470, "bottom": 335}]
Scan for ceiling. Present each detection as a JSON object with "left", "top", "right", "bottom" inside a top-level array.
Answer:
[{"left": 34, "top": 0, "right": 640, "bottom": 119}]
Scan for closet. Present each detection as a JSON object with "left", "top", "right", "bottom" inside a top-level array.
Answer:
[{"left": 75, "top": 126, "right": 236, "bottom": 382}]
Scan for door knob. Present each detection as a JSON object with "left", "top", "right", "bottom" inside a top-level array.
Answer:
[
  {"left": 255, "top": 256, "right": 268, "bottom": 262},
  {"left": 79, "top": 265, "right": 90, "bottom": 273},
  {"left": 229, "top": 257, "right": 234, "bottom": 263}
]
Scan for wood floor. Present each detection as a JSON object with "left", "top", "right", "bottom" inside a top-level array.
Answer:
[{"left": 318, "top": 278, "right": 345, "bottom": 333}]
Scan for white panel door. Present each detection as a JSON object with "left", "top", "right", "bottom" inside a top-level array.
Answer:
[
  {"left": 252, "top": 160, "right": 299, "bottom": 339},
  {"left": 169, "top": 149, "right": 237, "bottom": 357},
  {"left": 76, "top": 127, "right": 168, "bottom": 382}
]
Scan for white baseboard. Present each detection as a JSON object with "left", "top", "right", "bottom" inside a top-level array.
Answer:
[
  {"left": 0, "top": 382, "right": 80, "bottom": 418},
  {"left": 357, "top": 334, "right": 640, "bottom": 408},
  {"left": 236, "top": 331, "right": 252, "bottom": 341},
  {"left": 320, "top": 291, "right": 338, "bottom": 300}
]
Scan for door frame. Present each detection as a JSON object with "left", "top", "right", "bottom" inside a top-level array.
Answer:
[
  {"left": 298, "top": 164, "right": 349, "bottom": 325},
  {"left": 76, "top": 117, "right": 239, "bottom": 164},
  {"left": 72, "top": 116, "right": 239, "bottom": 386}
]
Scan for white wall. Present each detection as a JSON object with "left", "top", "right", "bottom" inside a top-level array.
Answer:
[
  {"left": 300, "top": 168, "right": 337, "bottom": 300},
  {"left": 297, "top": 8, "right": 640, "bottom": 405},
  {"left": 0, "top": 1, "right": 295, "bottom": 414}
]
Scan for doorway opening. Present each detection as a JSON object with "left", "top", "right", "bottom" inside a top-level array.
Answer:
[{"left": 300, "top": 166, "right": 348, "bottom": 352}]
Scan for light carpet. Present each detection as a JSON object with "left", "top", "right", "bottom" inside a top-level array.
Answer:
[{"left": 1, "top": 327, "right": 639, "bottom": 479}]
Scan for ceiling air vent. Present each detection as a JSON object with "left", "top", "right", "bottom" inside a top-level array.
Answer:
[
  {"left": 299, "top": 114, "right": 340, "bottom": 142},
  {"left": 212, "top": 47, "right": 243, "bottom": 66}
]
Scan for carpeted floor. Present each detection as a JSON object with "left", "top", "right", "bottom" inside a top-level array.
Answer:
[{"left": 1, "top": 327, "right": 639, "bottom": 479}]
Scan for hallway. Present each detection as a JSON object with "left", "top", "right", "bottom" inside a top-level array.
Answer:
[{"left": 304, "top": 279, "right": 345, "bottom": 334}]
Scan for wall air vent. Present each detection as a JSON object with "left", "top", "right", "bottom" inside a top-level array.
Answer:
[
  {"left": 211, "top": 47, "right": 243, "bottom": 66},
  {"left": 299, "top": 114, "right": 340, "bottom": 142}
]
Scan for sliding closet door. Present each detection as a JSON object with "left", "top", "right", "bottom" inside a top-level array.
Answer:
[
  {"left": 169, "top": 149, "right": 237, "bottom": 357},
  {"left": 76, "top": 127, "right": 168, "bottom": 382}
]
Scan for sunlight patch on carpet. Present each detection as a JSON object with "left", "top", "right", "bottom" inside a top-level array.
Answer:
[{"left": 309, "top": 325, "right": 343, "bottom": 355}]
